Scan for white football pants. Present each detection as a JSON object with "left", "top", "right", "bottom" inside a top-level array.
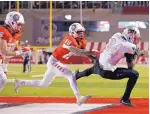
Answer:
[
  {"left": 20, "top": 55, "right": 81, "bottom": 99},
  {"left": 0, "top": 57, "right": 7, "bottom": 92}
]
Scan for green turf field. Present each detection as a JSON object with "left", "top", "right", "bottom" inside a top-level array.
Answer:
[{"left": 0, "top": 64, "right": 149, "bottom": 98}]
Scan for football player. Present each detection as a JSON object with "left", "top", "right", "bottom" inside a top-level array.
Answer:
[
  {"left": 75, "top": 26, "right": 141, "bottom": 107},
  {"left": 14, "top": 23, "right": 94, "bottom": 106},
  {"left": 0, "top": 11, "right": 30, "bottom": 92}
]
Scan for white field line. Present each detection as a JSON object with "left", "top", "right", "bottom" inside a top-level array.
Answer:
[
  {"left": 31, "top": 74, "right": 44, "bottom": 77},
  {"left": 0, "top": 103, "right": 114, "bottom": 114},
  {"left": 8, "top": 71, "right": 37, "bottom": 74},
  {"left": 7, "top": 79, "right": 15, "bottom": 83}
]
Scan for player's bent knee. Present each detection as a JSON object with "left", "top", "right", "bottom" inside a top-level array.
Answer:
[
  {"left": 39, "top": 83, "right": 49, "bottom": 88},
  {"left": 39, "top": 81, "right": 49, "bottom": 88},
  {"left": 131, "top": 70, "right": 139, "bottom": 79}
]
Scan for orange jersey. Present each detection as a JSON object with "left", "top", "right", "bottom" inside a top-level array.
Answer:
[
  {"left": 0, "top": 26, "right": 22, "bottom": 52},
  {"left": 52, "top": 34, "right": 87, "bottom": 64}
]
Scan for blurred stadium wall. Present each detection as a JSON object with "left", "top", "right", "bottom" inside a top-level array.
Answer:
[{"left": 0, "top": 1, "right": 149, "bottom": 64}]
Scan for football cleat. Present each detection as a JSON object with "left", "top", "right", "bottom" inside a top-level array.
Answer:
[
  {"left": 120, "top": 98, "right": 136, "bottom": 107},
  {"left": 77, "top": 95, "right": 92, "bottom": 106}
]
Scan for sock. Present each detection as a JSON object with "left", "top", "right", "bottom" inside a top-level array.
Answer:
[
  {"left": 67, "top": 74, "right": 81, "bottom": 99},
  {"left": 0, "top": 79, "right": 6, "bottom": 92},
  {"left": 0, "top": 73, "right": 7, "bottom": 92}
]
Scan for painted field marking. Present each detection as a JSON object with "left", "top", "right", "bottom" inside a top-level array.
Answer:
[{"left": 0, "top": 103, "right": 113, "bottom": 114}]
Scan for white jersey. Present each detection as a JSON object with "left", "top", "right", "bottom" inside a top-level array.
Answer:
[{"left": 99, "top": 32, "right": 137, "bottom": 71}]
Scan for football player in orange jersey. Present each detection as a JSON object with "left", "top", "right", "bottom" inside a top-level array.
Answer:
[
  {"left": 15, "top": 23, "right": 96, "bottom": 106},
  {"left": 2, "top": 34, "right": 22, "bottom": 75},
  {"left": 0, "top": 11, "right": 30, "bottom": 92}
]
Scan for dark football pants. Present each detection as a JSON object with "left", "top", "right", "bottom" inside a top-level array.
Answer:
[
  {"left": 23, "top": 57, "right": 31, "bottom": 72},
  {"left": 76, "top": 60, "right": 139, "bottom": 100}
]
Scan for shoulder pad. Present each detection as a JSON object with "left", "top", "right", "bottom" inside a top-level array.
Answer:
[{"left": 112, "top": 32, "right": 122, "bottom": 38}]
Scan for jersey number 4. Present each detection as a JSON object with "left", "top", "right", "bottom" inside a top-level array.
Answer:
[{"left": 105, "top": 38, "right": 122, "bottom": 54}]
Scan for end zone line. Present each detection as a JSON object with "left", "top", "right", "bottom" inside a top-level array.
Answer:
[{"left": 0, "top": 97, "right": 148, "bottom": 103}]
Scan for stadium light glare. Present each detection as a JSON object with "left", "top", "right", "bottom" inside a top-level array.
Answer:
[{"left": 65, "top": 15, "right": 72, "bottom": 20}]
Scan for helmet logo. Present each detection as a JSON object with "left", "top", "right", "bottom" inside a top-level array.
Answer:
[
  {"left": 13, "top": 14, "right": 20, "bottom": 21},
  {"left": 71, "top": 24, "right": 76, "bottom": 31}
]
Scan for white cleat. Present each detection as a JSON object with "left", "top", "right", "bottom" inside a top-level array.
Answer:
[
  {"left": 14, "top": 79, "right": 22, "bottom": 93},
  {"left": 77, "top": 95, "right": 92, "bottom": 106}
]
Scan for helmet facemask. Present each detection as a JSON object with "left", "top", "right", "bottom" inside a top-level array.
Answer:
[
  {"left": 69, "top": 23, "right": 85, "bottom": 39},
  {"left": 122, "top": 27, "right": 140, "bottom": 45},
  {"left": 76, "top": 31, "right": 84, "bottom": 39},
  {"left": 14, "top": 22, "right": 24, "bottom": 33}
]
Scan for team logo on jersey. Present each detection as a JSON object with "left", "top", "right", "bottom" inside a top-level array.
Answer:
[{"left": 13, "top": 14, "right": 20, "bottom": 21}]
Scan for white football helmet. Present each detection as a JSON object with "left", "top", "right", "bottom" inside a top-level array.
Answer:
[
  {"left": 122, "top": 26, "right": 140, "bottom": 44},
  {"left": 69, "top": 23, "right": 85, "bottom": 38},
  {"left": 5, "top": 11, "right": 25, "bottom": 33}
]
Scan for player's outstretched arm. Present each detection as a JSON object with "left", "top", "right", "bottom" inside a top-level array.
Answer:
[
  {"left": 64, "top": 45, "right": 95, "bottom": 56},
  {"left": 0, "top": 38, "right": 30, "bottom": 56},
  {"left": 0, "top": 38, "right": 17, "bottom": 56}
]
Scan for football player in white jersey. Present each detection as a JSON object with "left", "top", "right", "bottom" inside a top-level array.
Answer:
[{"left": 75, "top": 26, "right": 141, "bottom": 107}]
